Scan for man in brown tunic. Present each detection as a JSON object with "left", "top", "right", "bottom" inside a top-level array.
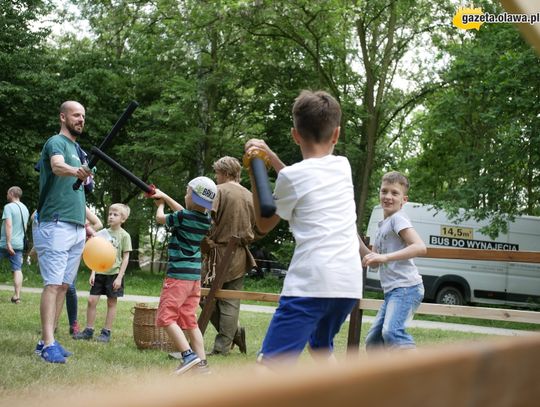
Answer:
[{"left": 202, "top": 156, "right": 264, "bottom": 355}]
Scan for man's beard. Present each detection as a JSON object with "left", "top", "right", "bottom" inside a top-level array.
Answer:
[{"left": 67, "top": 122, "right": 83, "bottom": 137}]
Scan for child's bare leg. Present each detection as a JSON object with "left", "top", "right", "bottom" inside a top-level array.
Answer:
[
  {"left": 165, "top": 323, "right": 191, "bottom": 352},
  {"left": 86, "top": 295, "right": 99, "bottom": 328},
  {"left": 104, "top": 297, "right": 117, "bottom": 330},
  {"left": 185, "top": 327, "right": 206, "bottom": 360}
]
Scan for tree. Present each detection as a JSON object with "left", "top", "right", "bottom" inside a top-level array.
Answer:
[
  {"left": 0, "top": 0, "right": 56, "bottom": 209},
  {"left": 351, "top": 0, "right": 450, "bottom": 227},
  {"left": 405, "top": 21, "right": 540, "bottom": 236}
]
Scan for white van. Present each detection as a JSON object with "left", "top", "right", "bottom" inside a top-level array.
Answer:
[{"left": 364, "top": 202, "right": 540, "bottom": 308}]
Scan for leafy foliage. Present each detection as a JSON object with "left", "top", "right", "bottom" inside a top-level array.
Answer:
[
  {"left": 405, "top": 22, "right": 540, "bottom": 237},
  {"left": 0, "top": 0, "right": 55, "bottom": 209}
]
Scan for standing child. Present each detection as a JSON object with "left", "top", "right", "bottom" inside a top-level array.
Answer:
[
  {"left": 153, "top": 177, "right": 217, "bottom": 375},
  {"left": 244, "top": 90, "right": 363, "bottom": 365},
  {"left": 361, "top": 171, "right": 427, "bottom": 350},
  {"left": 74, "top": 203, "right": 132, "bottom": 343}
]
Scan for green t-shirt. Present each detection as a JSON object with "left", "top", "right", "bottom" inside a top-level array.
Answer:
[
  {"left": 102, "top": 227, "right": 132, "bottom": 276},
  {"left": 38, "top": 134, "right": 86, "bottom": 225}
]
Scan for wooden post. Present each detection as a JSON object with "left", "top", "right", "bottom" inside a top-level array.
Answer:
[
  {"left": 348, "top": 255, "right": 368, "bottom": 353},
  {"left": 198, "top": 236, "right": 240, "bottom": 334},
  {"left": 346, "top": 301, "right": 363, "bottom": 353}
]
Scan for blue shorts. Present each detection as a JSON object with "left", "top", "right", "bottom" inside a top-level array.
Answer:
[
  {"left": 0, "top": 249, "right": 23, "bottom": 271},
  {"left": 259, "top": 296, "right": 358, "bottom": 362},
  {"left": 32, "top": 221, "right": 85, "bottom": 286}
]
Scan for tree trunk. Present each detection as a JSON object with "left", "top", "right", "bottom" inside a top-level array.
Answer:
[
  {"left": 354, "top": 2, "right": 397, "bottom": 228},
  {"left": 196, "top": 26, "right": 220, "bottom": 175},
  {"left": 356, "top": 113, "right": 378, "bottom": 228}
]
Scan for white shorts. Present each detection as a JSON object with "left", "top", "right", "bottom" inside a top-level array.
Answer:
[{"left": 32, "top": 221, "right": 85, "bottom": 286}]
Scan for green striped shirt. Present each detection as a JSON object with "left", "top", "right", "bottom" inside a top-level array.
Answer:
[{"left": 165, "top": 208, "right": 211, "bottom": 280}]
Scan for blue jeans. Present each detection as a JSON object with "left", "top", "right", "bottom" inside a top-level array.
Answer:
[{"left": 365, "top": 284, "right": 424, "bottom": 350}]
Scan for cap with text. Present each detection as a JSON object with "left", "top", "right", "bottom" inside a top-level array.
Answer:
[{"left": 188, "top": 176, "right": 217, "bottom": 210}]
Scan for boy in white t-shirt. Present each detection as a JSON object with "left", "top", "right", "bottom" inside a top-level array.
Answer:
[
  {"left": 245, "top": 90, "right": 362, "bottom": 365},
  {"left": 361, "top": 171, "right": 427, "bottom": 350}
]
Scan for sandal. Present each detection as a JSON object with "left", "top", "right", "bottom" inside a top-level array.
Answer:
[{"left": 10, "top": 297, "right": 21, "bottom": 304}]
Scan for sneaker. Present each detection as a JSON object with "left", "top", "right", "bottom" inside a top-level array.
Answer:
[
  {"left": 195, "top": 360, "right": 211, "bottom": 375},
  {"left": 35, "top": 340, "right": 72, "bottom": 357},
  {"left": 41, "top": 342, "right": 66, "bottom": 364},
  {"left": 174, "top": 352, "right": 201, "bottom": 375},
  {"left": 69, "top": 321, "right": 80, "bottom": 335},
  {"left": 96, "top": 328, "right": 111, "bottom": 343},
  {"left": 35, "top": 340, "right": 44, "bottom": 355},
  {"left": 73, "top": 327, "right": 94, "bottom": 340}
]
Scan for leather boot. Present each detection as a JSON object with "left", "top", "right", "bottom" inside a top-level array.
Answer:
[{"left": 231, "top": 326, "right": 247, "bottom": 354}]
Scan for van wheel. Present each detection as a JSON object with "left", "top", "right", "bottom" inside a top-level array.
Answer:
[{"left": 436, "top": 286, "right": 465, "bottom": 306}]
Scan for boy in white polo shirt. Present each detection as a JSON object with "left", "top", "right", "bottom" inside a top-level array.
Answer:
[{"left": 244, "top": 90, "right": 363, "bottom": 364}]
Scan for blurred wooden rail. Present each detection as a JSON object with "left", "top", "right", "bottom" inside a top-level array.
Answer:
[{"left": 17, "top": 335, "right": 540, "bottom": 407}]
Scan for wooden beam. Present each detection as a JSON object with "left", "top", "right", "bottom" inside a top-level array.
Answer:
[
  {"left": 199, "top": 289, "right": 540, "bottom": 324},
  {"left": 360, "top": 298, "right": 540, "bottom": 324},
  {"left": 200, "top": 287, "right": 280, "bottom": 302},
  {"left": 423, "top": 247, "right": 540, "bottom": 263},
  {"left": 500, "top": 0, "right": 540, "bottom": 55}
]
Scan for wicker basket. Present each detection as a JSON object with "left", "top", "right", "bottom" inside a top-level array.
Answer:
[{"left": 132, "top": 303, "right": 174, "bottom": 351}]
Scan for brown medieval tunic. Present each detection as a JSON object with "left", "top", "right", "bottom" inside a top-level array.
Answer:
[{"left": 202, "top": 181, "right": 263, "bottom": 284}]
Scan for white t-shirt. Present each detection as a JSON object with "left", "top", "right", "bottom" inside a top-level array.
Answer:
[
  {"left": 373, "top": 210, "right": 423, "bottom": 293},
  {"left": 274, "top": 155, "right": 362, "bottom": 298}
]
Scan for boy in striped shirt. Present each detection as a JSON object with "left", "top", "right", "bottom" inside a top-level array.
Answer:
[{"left": 153, "top": 176, "right": 217, "bottom": 375}]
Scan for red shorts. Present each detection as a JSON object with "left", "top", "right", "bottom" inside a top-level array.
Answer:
[{"left": 156, "top": 278, "right": 201, "bottom": 329}]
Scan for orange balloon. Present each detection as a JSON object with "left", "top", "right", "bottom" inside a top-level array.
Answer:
[{"left": 82, "top": 236, "right": 117, "bottom": 273}]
